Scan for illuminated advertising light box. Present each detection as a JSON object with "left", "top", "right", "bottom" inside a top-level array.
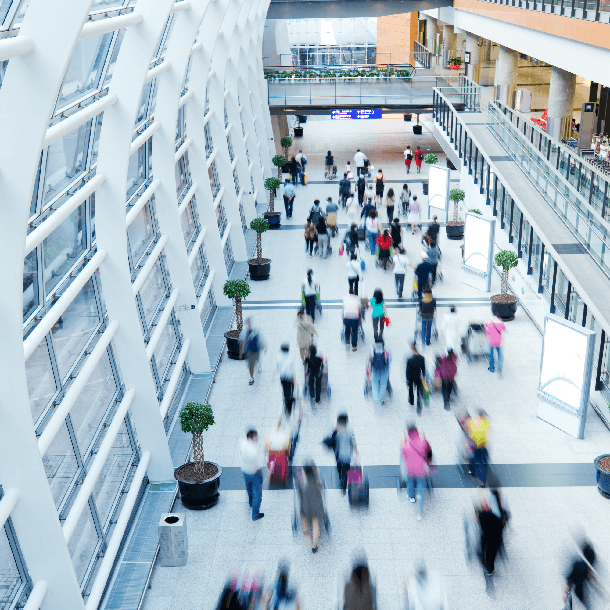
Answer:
[
  {"left": 537, "top": 314, "right": 595, "bottom": 439},
  {"left": 427, "top": 166, "right": 450, "bottom": 223},
  {"left": 331, "top": 109, "right": 382, "bottom": 120},
  {"left": 461, "top": 212, "right": 495, "bottom": 292}
]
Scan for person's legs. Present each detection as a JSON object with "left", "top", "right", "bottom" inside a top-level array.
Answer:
[
  {"left": 288, "top": 198, "right": 294, "bottom": 217},
  {"left": 416, "top": 379, "right": 423, "bottom": 413},
  {"left": 408, "top": 379, "right": 415, "bottom": 405},
  {"left": 337, "top": 461, "right": 349, "bottom": 493},
  {"left": 289, "top": 431, "right": 299, "bottom": 462},
  {"left": 243, "top": 473, "right": 254, "bottom": 507},
  {"left": 301, "top": 516, "right": 310, "bottom": 540},
  {"left": 368, "top": 231, "right": 376, "bottom": 254},
  {"left": 423, "top": 319, "right": 432, "bottom": 345},
  {"left": 281, "top": 379, "right": 293, "bottom": 404},
  {"left": 292, "top": 172, "right": 297, "bottom": 186},
  {"left": 347, "top": 318, "right": 358, "bottom": 348},
  {"left": 415, "top": 477, "right": 426, "bottom": 518},
  {"left": 251, "top": 472, "right": 263, "bottom": 519},
  {"left": 395, "top": 273, "right": 405, "bottom": 298},
  {"left": 283, "top": 196, "right": 290, "bottom": 216},
  {"left": 442, "top": 379, "right": 451, "bottom": 409},
  {"left": 354, "top": 277, "right": 359, "bottom": 296},
  {"left": 372, "top": 316, "right": 380, "bottom": 341},
  {"left": 311, "top": 517, "right": 320, "bottom": 549},
  {"left": 496, "top": 346, "right": 503, "bottom": 374},
  {"left": 315, "top": 375, "right": 322, "bottom": 402},
  {"left": 308, "top": 372, "right": 315, "bottom": 399},
  {"left": 488, "top": 345, "right": 495, "bottom": 372},
  {"left": 407, "top": 476, "right": 415, "bottom": 499},
  {"left": 305, "top": 295, "right": 316, "bottom": 322},
  {"left": 378, "top": 367, "right": 389, "bottom": 403}
]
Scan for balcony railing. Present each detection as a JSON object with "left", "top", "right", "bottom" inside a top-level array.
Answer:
[{"left": 475, "top": 0, "right": 610, "bottom": 23}]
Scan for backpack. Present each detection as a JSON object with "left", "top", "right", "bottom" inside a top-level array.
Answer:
[
  {"left": 344, "top": 232, "right": 355, "bottom": 251},
  {"left": 406, "top": 152, "right": 413, "bottom": 161},
  {"left": 340, "top": 179, "right": 350, "bottom": 195},
  {"left": 416, "top": 151, "right": 423, "bottom": 161},
  {"left": 308, "top": 206, "right": 321, "bottom": 225},
  {"left": 372, "top": 350, "right": 387, "bottom": 371},
  {"left": 301, "top": 156, "right": 307, "bottom": 166},
  {"left": 357, "top": 176, "right": 365, "bottom": 191}
]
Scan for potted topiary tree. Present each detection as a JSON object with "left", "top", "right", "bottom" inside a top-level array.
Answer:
[
  {"left": 263, "top": 176, "right": 282, "bottom": 229},
  {"left": 446, "top": 188, "right": 466, "bottom": 240},
  {"left": 280, "top": 136, "right": 292, "bottom": 160},
  {"left": 491, "top": 249, "right": 519, "bottom": 320},
  {"left": 174, "top": 402, "right": 221, "bottom": 510},
  {"left": 223, "top": 279, "right": 251, "bottom": 359},
  {"left": 594, "top": 454, "right": 610, "bottom": 498},
  {"left": 248, "top": 217, "right": 271, "bottom": 280},
  {"left": 422, "top": 153, "right": 438, "bottom": 196},
  {"left": 272, "top": 154, "right": 286, "bottom": 180}
]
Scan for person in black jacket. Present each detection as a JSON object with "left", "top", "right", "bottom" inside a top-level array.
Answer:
[
  {"left": 325, "top": 151, "right": 334, "bottom": 180},
  {"left": 339, "top": 173, "right": 351, "bottom": 207},
  {"left": 406, "top": 343, "right": 426, "bottom": 413},
  {"left": 419, "top": 290, "right": 437, "bottom": 346},
  {"left": 356, "top": 174, "right": 366, "bottom": 206},
  {"left": 289, "top": 156, "right": 298, "bottom": 186},
  {"left": 305, "top": 345, "right": 324, "bottom": 403},
  {"left": 564, "top": 541, "right": 598, "bottom": 608},
  {"left": 426, "top": 215, "right": 440, "bottom": 245},
  {"left": 360, "top": 198, "right": 375, "bottom": 221}
]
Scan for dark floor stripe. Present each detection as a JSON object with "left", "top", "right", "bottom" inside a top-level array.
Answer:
[{"left": 216, "top": 463, "right": 597, "bottom": 491}]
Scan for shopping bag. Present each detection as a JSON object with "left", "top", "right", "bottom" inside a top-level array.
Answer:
[
  {"left": 339, "top": 246, "right": 344, "bottom": 257},
  {"left": 301, "top": 292, "right": 305, "bottom": 307},
  {"left": 422, "top": 380, "right": 431, "bottom": 406},
  {"left": 433, "top": 374, "right": 442, "bottom": 391},
  {"left": 347, "top": 468, "right": 363, "bottom": 485},
  {"left": 303, "top": 173, "right": 307, "bottom": 185},
  {"left": 360, "top": 259, "right": 366, "bottom": 270},
  {"left": 383, "top": 316, "right": 391, "bottom": 327}
]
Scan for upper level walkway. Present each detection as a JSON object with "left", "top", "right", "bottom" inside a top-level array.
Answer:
[{"left": 267, "top": 0, "right": 452, "bottom": 18}]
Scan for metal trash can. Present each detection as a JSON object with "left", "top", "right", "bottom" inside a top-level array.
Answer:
[{"left": 158, "top": 513, "right": 187, "bottom": 567}]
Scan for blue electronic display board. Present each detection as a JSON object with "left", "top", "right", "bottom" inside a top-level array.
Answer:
[{"left": 331, "top": 109, "right": 382, "bottom": 120}]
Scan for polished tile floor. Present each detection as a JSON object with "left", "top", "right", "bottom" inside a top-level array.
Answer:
[{"left": 141, "top": 118, "right": 610, "bottom": 610}]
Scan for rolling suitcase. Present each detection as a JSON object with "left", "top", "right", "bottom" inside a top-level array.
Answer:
[
  {"left": 268, "top": 450, "right": 289, "bottom": 484},
  {"left": 347, "top": 465, "right": 369, "bottom": 507},
  {"left": 357, "top": 226, "right": 366, "bottom": 241}
]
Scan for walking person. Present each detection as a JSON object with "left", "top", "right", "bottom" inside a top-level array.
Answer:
[
  {"left": 420, "top": 289, "right": 437, "bottom": 347},
  {"left": 376, "top": 229, "right": 393, "bottom": 271},
  {"left": 414, "top": 146, "right": 424, "bottom": 173},
  {"left": 400, "top": 425, "right": 434, "bottom": 520},
  {"left": 295, "top": 307, "right": 317, "bottom": 363},
  {"left": 325, "top": 150, "right": 334, "bottom": 180},
  {"left": 361, "top": 197, "right": 375, "bottom": 223},
  {"left": 339, "top": 172, "right": 351, "bottom": 208},
  {"left": 408, "top": 195, "right": 421, "bottom": 234},
  {"left": 370, "top": 288, "right": 387, "bottom": 341},
  {"left": 390, "top": 217, "right": 402, "bottom": 249},
  {"left": 373, "top": 168, "right": 385, "bottom": 204},
  {"left": 440, "top": 306, "right": 467, "bottom": 353},
  {"left": 304, "top": 221, "right": 317, "bottom": 257},
  {"left": 344, "top": 223, "right": 360, "bottom": 258},
  {"left": 343, "top": 292, "right": 361, "bottom": 351},
  {"left": 325, "top": 196, "right": 339, "bottom": 237},
  {"left": 295, "top": 150, "right": 307, "bottom": 184},
  {"left": 436, "top": 349, "right": 458, "bottom": 410},
  {"left": 485, "top": 316, "right": 506, "bottom": 375},
  {"left": 288, "top": 156, "right": 298, "bottom": 186},
  {"left": 406, "top": 342, "right": 426, "bottom": 413},
  {"left": 239, "top": 318, "right": 265, "bottom": 386},
  {"left": 400, "top": 183, "right": 411, "bottom": 216},
  {"left": 283, "top": 178, "right": 295, "bottom": 218},
  {"left": 346, "top": 253, "right": 361, "bottom": 296},
  {"left": 356, "top": 173, "right": 366, "bottom": 206},
  {"left": 304, "top": 344, "right": 323, "bottom": 403},
  {"left": 394, "top": 247, "right": 410, "bottom": 298},
  {"left": 279, "top": 396, "right": 302, "bottom": 462},
  {"left": 354, "top": 148, "right": 367, "bottom": 176},
  {"left": 366, "top": 210, "right": 380, "bottom": 255},
  {"left": 346, "top": 161, "right": 354, "bottom": 180},
  {"left": 296, "top": 463, "right": 325, "bottom": 553},
  {"left": 266, "top": 563, "right": 302, "bottom": 608},
  {"left": 563, "top": 541, "right": 599, "bottom": 610},
  {"left": 427, "top": 240, "right": 441, "bottom": 286},
  {"left": 344, "top": 563, "right": 376, "bottom": 610},
  {"left": 404, "top": 145, "right": 413, "bottom": 174},
  {"left": 368, "top": 339, "right": 391, "bottom": 406},
  {"left": 274, "top": 344, "right": 296, "bottom": 406},
  {"left": 323, "top": 413, "right": 357, "bottom": 494},
  {"left": 426, "top": 215, "right": 440, "bottom": 245},
  {"left": 301, "top": 270, "right": 319, "bottom": 322},
  {"left": 346, "top": 195, "right": 360, "bottom": 228},
  {"left": 316, "top": 215, "right": 329, "bottom": 258},
  {"left": 476, "top": 493, "right": 506, "bottom": 576},
  {"left": 384, "top": 188, "right": 396, "bottom": 225},
  {"left": 240, "top": 429, "right": 266, "bottom": 520},
  {"left": 415, "top": 252, "right": 434, "bottom": 301},
  {"left": 308, "top": 199, "right": 322, "bottom": 225},
  {"left": 465, "top": 409, "right": 490, "bottom": 486}
]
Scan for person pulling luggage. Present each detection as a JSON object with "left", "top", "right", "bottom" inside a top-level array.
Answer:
[
  {"left": 406, "top": 342, "right": 426, "bottom": 414},
  {"left": 400, "top": 424, "right": 435, "bottom": 521},
  {"left": 368, "top": 339, "right": 391, "bottom": 406},
  {"left": 323, "top": 413, "right": 358, "bottom": 495},
  {"left": 339, "top": 173, "right": 351, "bottom": 207}
]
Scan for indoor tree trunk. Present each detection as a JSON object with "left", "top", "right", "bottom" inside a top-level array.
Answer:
[
  {"left": 501, "top": 269, "right": 509, "bottom": 299},
  {"left": 269, "top": 190, "right": 275, "bottom": 213},
  {"left": 256, "top": 232, "right": 262, "bottom": 261},
  {"left": 192, "top": 432, "right": 204, "bottom": 475},
  {"left": 453, "top": 201, "right": 459, "bottom": 223},
  {"left": 235, "top": 295, "right": 243, "bottom": 332},
  {"left": 277, "top": 166, "right": 282, "bottom": 180}
]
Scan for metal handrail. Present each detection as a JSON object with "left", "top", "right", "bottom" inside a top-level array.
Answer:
[{"left": 474, "top": 0, "right": 610, "bottom": 24}]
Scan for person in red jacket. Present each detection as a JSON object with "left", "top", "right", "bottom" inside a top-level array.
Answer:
[
  {"left": 376, "top": 229, "right": 393, "bottom": 271},
  {"left": 435, "top": 349, "right": 458, "bottom": 410},
  {"left": 414, "top": 147, "right": 424, "bottom": 173}
]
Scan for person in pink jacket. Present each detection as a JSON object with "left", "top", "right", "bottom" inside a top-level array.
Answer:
[
  {"left": 400, "top": 426, "right": 435, "bottom": 520},
  {"left": 485, "top": 316, "right": 506, "bottom": 375}
]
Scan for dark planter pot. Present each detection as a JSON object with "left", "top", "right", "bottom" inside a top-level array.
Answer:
[
  {"left": 264, "top": 211, "right": 281, "bottom": 229},
  {"left": 413, "top": 125, "right": 423, "bottom": 135},
  {"left": 225, "top": 330, "right": 244, "bottom": 360},
  {"left": 248, "top": 258, "right": 271, "bottom": 281},
  {"left": 294, "top": 127, "right": 303, "bottom": 137},
  {"left": 175, "top": 462, "right": 222, "bottom": 510},
  {"left": 446, "top": 222, "right": 464, "bottom": 240},
  {"left": 490, "top": 296, "right": 518, "bottom": 321},
  {"left": 594, "top": 455, "right": 610, "bottom": 498},
  {"left": 422, "top": 181, "right": 429, "bottom": 196},
  {"left": 404, "top": 113, "right": 412, "bottom": 122}
]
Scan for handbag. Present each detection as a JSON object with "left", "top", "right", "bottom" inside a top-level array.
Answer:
[
  {"left": 339, "top": 245, "right": 344, "bottom": 257},
  {"left": 433, "top": 374, "right": 442, "bottom": 391},
  {"left": 303, "top": 173, "right": 307, "bottom": 185},
  {"left": 422, "top": 380, "right": 431, "bottom": 406},
  {"left": 360, "top": 259, "right": 366, "bottom": 270},
  {"left": 383, "top": 316, "right": 391, "bottom": 327}
]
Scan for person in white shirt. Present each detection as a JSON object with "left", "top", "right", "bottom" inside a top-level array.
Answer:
[
  {"left": 274, "top": 344, "right": 296, "bottom": 406},
  {"left": 240, "top": 429, "right": 266, "bottom": 520},
  {"left": 301, "top": 269, "right": 319, "bottom": 322},
  {"left": 343, "top": 292, "right": 362, "bottom": 351},
  {"left": 278, "top": 397, "right": 303, "bottom": 462},
  {"left": 346, "top": 253, "right": 361, "bottom": 295},
  {"left": 404, "top": 146, "right": 413, "bottom": 174},
  {"left": 393, "top": 247, "right": 411, "bottom": 299},
  {"left": 354, "top": 149, "right": 367, "bottom": 176},
  {"left": 441, "top": 306, "right": 467, "bottom": 353}
]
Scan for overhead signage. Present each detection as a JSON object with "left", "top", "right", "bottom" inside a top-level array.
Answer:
[{"left": 331, "top": 109, "right": 382, "bottom": 120}]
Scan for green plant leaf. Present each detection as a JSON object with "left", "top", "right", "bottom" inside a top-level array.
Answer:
[
  {"left": 449, "top": 188, "right": 466, "bottom": 203},
  {"left": 272, "top": 154, "right": 286, "bottom": 167},
  {"left": 469, "top": 209, "right": 482, "bottom": 215},
  {"left": 250, "top": 217, "right": 269, "bottom": 234},
  {"left": 264, "top": 177, "right": 282, "bottom": 191},
  {"left": 494, "top": 249, "right": 519, "bottom": 271},
  {"left": 179, "top": 402, "right": 215, "bottom": 435},
  {"left": 223, "top": 278, "right": 251, "bottom": 300},
  {"left": 280, "top": 136, "right": 292, "bottom": 149},
  {"left": 424, "top": 153, "right": 438, "bottom": 165}
]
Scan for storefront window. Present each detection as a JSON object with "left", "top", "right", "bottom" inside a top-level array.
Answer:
[
  {"left": 181, "top": 203, "right": 197, "bottom": 247},
  {"left": 554, "top": 267, "right": 569, "bottom": 316}
]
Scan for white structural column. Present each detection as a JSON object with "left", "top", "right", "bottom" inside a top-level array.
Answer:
[
  {"left": 547, "top": 65, "right": 577, "bottom": 141},
  {"left": 426, "top": 16, "right": 438, "bottom": 56},
  {"left": 0, "top": 0, "right": 96, "bottom": 605},
  {"left": 442, "top": 24, "right": 456, "bottom": 68},
  {"left": 94, "top": 0, "right": 176, "bottom": 481},
  {"left": 185, "top": 1, "right": 232, "bottom": 306},
  {"left": 224, "top": 0, "right": 260, "bottom": 229},
  {"left": 207, "top": 0, "right": 249, "bottom": 262},
  {"left": 465, "top": 31, "right": 481, "bottom": 84},
  {"left": 495, "top": 45, "right": 519, "bottom": 108},
  {"left": 151, "top": 3, "right": 212, "bottom": 373}
]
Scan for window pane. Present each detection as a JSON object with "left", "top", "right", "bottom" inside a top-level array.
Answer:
[
  {"left": 135, "top": 81, "right": 152, "bottom": 127},
  {"left": 67, "top": 505, "right": 98, "bottom": 585},
  {"left": 25, "top": 340, "right": 57, "bottom": 426},
  {"left": 103, "top": 28, "right": 126, "bottom": 87},
  {"left": 69, "top": 351, "right": 116, "bottom": 456},
  {"left": 90, "top": 113, "right": 103, "bottom": 167},
  {"left": 43, "top": 420, "right": 78, "bottom": 509},
  {"left": 181, "top": 204, "right": 196, "bottom": 246},
  {"left": 43, "top": 121, "right": 92, "bottom": 205},
  {"left": 42, "top": 205, "right": 87, "bottom": 296},
  {"left": 56, "top": 33, "right": 113, "bottom": 110},
  {"left": 127, "top": 202, "right": 154, "bottom": 267},
  {"left": 138, "top": 260, "right": 165, "bottom": 328},
  {"left": 23, "top": 249, "right": 39, "bottom": 321},
  {"left": 92, "top": 0, "right": 126, "bottom": 8},
  {"left": 0, "top": 526, "right": 23, "bottom": 609},
  {"left": 0, "top": 60, "right": 8, "bottom": 93},
  {"left": 50, "top": 279, "right": 100, "bottom": 381},
  {"left": 153, "top": 320, "right": 177, "bottom": 380},
  {"left": 126, "top": 144, "right": 146, "bottom": 201},
  {"left": 92, "top": 420, "right": 133, "bottom": 528},
  {"left": 90, "top": 193, "right": 97, "bottom": 243}
]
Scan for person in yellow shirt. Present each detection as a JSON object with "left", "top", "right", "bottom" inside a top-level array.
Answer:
[{"left": 466, "top": 410, "right": 490, "bottom": 486}]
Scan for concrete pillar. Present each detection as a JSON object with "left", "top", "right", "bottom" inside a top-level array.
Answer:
[
  {"left": 270, "top": 114, "right": 288, "bottom": 156},
  {"left": 494, "top": 45, "right": 519, "bottom": 108},
  {"left": 465, "top": 32, "right": 481, "bottom": 83},
  {"left": 547, "top": 66, "right": 577, "bottom": 141},
  {"left": 263, "top": 20, "right": 291, "bottom": 67},
  {"left": 442, "top": 25, "right": 456, "bottom": 68},
  {"left": 425, "top": 16, "right": 437, "bottom": 55}
]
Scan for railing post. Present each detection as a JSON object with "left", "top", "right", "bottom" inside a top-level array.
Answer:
[
  {"left": 595, "top": 0, "right": 601, "bottom": 20},
  {"left": 517, "top": 214, "right": 523, "bottom": 256},
  {"left": 571, "top": 0, "right": 576, "bottom": 17},
  {"left": 565, "top": 281, "right": 572, "bottom": 319},
  {"left": 595, "top": 330, "right": 606, "bottom": 391},
  {"left": 550, "top": 261, "right": 558, "bottom": 313},
  {"left": 538, "top": 244, "right": 545, "bottom": 293},
  {"left": 582, "top": 303, "right": 588, "bottom": 327},
  {"left": 508, "top": 198, "right": 515, "bottom": 242},
  {"left": 527, "top": 226, "right": 534, "bottom": 273}
]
